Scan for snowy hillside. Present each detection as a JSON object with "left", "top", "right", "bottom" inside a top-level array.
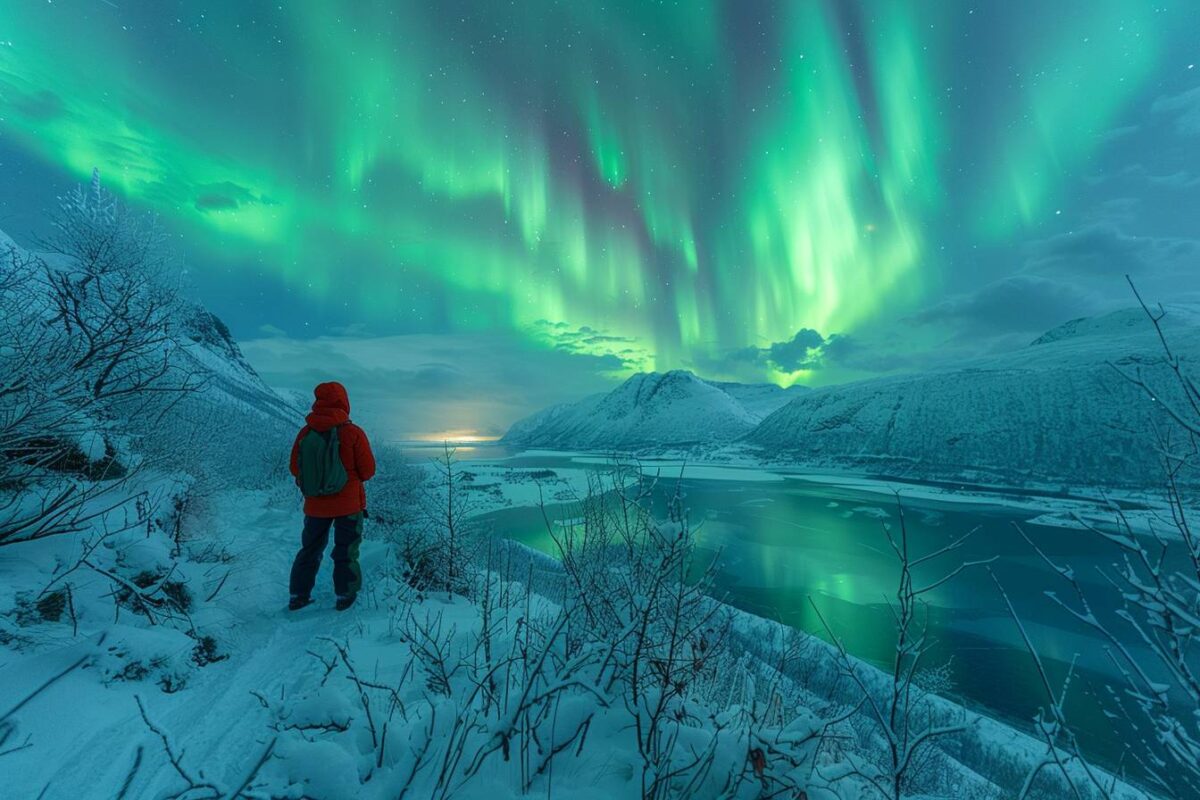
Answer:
[
  {"left": 501, "top": 370, "right": 802, "bottom": 449},
  {"left": 747, "top": 306, "right": 1200, "bottom": 487},
  {"left": 0, "top": 228, "right": 299, "bottom": 430},
  {"left": 178, "top": 306, "right": 302, "bottom": 426}
]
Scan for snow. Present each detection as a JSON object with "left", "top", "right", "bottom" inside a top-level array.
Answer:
[
  {"left": 747, "top": 306, "right": 1200, "bottom": 488},
  {"left": 505, "top": 307, "right": 1200, "bottom": 490},
  {"left": 501, "top": 370, "right": 800, "bottom": 450},
  {"left": 2, "top": 480, "right": 1157, "bottom": 799}
]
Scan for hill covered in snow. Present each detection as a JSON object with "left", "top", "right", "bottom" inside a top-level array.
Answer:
[
  {"left": 746, "top": 306, "right": 1200, "bottom": 487},
  {"left": 2, "top": 227, "right": 299, "bottom": 430},
  {"left": 178, "top": 306, "right": 302, "bottom": 426},
  {"left": 500, "top": 370, "right": 805, "bottom": 449},
  {"left": 502, "top": 307, "right": 1198, "bottom": 488}
]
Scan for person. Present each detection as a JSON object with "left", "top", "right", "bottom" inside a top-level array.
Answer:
[{"left": 287, "top": 381, "right": 376, "bottom": 611}]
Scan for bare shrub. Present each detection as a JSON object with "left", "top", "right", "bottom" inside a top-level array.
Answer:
[
  {"left": 811, "top": 495, "right": 991, "bottom": 799},
  {"left": 1018, "top": 281, "right": 1200, "bottom": 799}
]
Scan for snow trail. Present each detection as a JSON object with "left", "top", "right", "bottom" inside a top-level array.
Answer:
[{"left": 9, "top": 491, "right": 389, "bottom": 798}]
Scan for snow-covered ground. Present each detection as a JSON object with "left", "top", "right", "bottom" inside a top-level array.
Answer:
[{"left": 1, "top": 476, "right": 1158, "bottom": 799}]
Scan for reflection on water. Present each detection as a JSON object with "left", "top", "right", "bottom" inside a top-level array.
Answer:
[{"left": 468, "top": 454, "right": 1182, "bottom": 777}]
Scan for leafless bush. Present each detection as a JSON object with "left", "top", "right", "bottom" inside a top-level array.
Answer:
[
  {"left": 1015, "top": 279, "right": 1200, "bottom": 799},
  {"left": 811, "top": 495, "right": 991, "bottom": 799},
  {"left": 404, "top": 444, "right": 487, "bottom": 595},
  {"left": 989, "top": 565, "right": 1117, "bottom": 800},
  {"left": 540, "top": 467, "right": 746, "bottom": 798},
  {"left": 0, "top": 171, "right": 207, "bottom": 548}
]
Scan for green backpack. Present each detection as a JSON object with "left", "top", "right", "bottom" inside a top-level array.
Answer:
[{"left": 297, "top": 426, "right": 349, "bottom": 497}]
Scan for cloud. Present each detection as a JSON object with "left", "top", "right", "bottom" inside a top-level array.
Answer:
[
  {"left": 193, "top": 181, "right": 277, "bottom": 213},
  {"left": 1119, "top": 164, "right": 1200, "bottom": 189},
  {"left": 256, "top": 323, "right": 288, "bottom": 338},
  {"left": 526, "top": 320, "right": 651, "bottom": 373},
  {"left": 909, "top": 276, "right": 1100, "bottom": 335},
  {"left": 1089, "top": 197, "right": 1142, "bottom": 225},
  {"left": 12, "top": 89, "right": 65, "bottom": 122},
  {"left": 1023, "top": 224, "right": 1200, "bottom": 277},
  {"left": 761, "top": 328, "right": 824, "bottom": 372},
  {"left": 1152, "top": 86, "right": 1200, "bottom": 136},
  {"left": 707, "top": 328, "right": 864, "bottom": 375},
  {"left": 1098, "top": 124, "right": 1139, "bottom": 143}
]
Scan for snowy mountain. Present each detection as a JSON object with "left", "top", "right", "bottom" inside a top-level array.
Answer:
[
  {"left": 501, "top": 370, "right": 804, "bottom": 449},
  {"left": 747, "top": 306, "right": 1200, "bottom": 487},
  {"left": 179, "top": 305, "right": 302, "bottom": 426},
  {"left": 0, "top": 228, "right": 299, "bottom": 429}
]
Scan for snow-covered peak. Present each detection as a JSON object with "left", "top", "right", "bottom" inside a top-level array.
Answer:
[
  {"left": 748, "top": 306, "right": 1200, "bottom": 487},
  {"left": 1030, "top": 304, "right": 1200, "bottom": 347},
  {"left": 601, "top": 370, "right": 739, "bottom": 412},
  {"left": 181, "top": 306, "right": 261, "bottom": 378},
  {"left": 501, "top": 371, "right": 799, "bottom": 450}
]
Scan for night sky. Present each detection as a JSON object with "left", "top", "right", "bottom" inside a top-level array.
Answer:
[{"left": 1, "top": 1, "right": 1198, "bottom": 438}]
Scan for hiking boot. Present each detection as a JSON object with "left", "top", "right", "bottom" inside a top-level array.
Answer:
[
  {"left": 335, "top": 594, "right": 357, "bottom": 612},
  {"left": 288, "top": 595, "right": 313, "bottom": 611}
]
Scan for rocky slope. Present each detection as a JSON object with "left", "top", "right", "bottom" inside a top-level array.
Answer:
[{"left": 179, "top": 306, "right": 302, "bottom": 426}]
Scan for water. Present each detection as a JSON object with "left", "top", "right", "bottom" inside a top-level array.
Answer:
[
  {"left": 389, "top": 439, "right": 514, "bottom": 462},
  {"left": 447, "top": 451, "right": 1185, "bottom": 778}
]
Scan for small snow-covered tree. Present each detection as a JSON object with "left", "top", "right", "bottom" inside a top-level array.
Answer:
[
  {"left": 407, "top": 444, "right": 486, "bottom": 595},
  {"left": 0, "top": 171, "right": 203, "bottom": 546},
  {"left": 41, "top": 169, "right": 202, "bottom": 409}
]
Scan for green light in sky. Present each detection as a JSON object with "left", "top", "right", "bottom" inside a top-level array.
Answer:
[{"left": 0, "top": 1, "right": 1187, "bottom": 382}]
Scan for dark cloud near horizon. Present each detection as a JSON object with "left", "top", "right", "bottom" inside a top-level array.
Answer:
[
  {"left": 709, "top": 328, "right": 869, "bottom": 376},
  {"left": 240, "top": 331, "right": 627, "bottom": 439},
  {"left": 909, "top": 275, "right": 1100, "bottom": 335},
  {"left": 527, "top": 319, "right": 651, "bottom": 373},
  {"left": 763, "top": 329, "right": 825, "bottom": 372}
]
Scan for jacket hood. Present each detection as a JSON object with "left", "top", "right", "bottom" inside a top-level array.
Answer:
[{"left": 306, "top": 381, "right": 350, "bottom": 430}]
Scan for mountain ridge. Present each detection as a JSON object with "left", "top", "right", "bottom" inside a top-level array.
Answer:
[
  {"left": 503, "top": 306, "right": 1200, "bottom": 486},
  {"left": 500, "top": 369, "right": 805, "bottom": 449}
]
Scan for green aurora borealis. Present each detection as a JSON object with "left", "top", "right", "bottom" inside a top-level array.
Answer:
[{"left": 0, "top": 1, "right": 1197, "bottom": 391}]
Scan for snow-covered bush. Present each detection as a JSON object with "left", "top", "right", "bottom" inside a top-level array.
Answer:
[
  {"left": 39, "top": 170, "right": 200, "bottom": 412},
  {"left": 1018, "top": 287, "right": 1200, "bottom": 800},
  {"left": 384, "top": 444, "right": 487, "bottom": 596},
  {"left": 0, "top": 177, "right": 281, "bottom": 774},
  {"left": 0, "top": 172, "right": 204, "bottom": 548}
]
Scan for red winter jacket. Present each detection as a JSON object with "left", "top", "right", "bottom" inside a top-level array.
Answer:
[{"left": 289, "top": 382, "right": 376, "bottom": 518}]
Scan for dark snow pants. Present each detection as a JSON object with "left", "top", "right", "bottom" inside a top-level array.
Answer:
[{"left": 289, "top": 512, "right": 363, "bottom": 599}]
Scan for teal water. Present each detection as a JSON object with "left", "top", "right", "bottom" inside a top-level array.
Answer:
[{"left": 466, "top": 453, "right": 1182, "bottom": 779}]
